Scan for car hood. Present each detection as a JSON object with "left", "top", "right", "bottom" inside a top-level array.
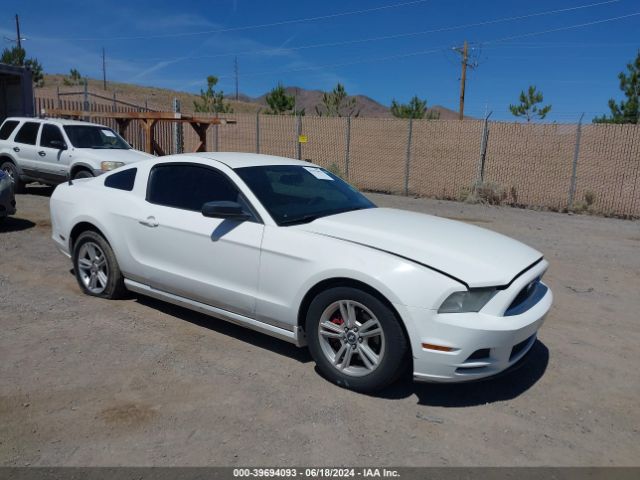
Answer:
[
  {"left": 73, "top": 148, "right": 153, "bottom": 165},
  {"left": 295, "top": 207, "right": 542, "bottom": 288}
]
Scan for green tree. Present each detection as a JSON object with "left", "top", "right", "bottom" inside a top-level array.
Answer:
[
  {"left": 264, "top": 83, "right": 296, "bottom": 115},
  {"left": 0, "top": 45, "right": 44, "bottom": 86},
  {"left": 509, "top": 85, "right": 551, "bottom": 122},
  {"left": 315, "top": 83, "right": 359, "bottom": 117},
  {"left": 593, "top": 50, "right": 639, "bottom": 124},
  {"left": 193, "top": 75, "right": 233, "bottom": 114},
  {"left": 390, "top": 96, "right": 439, "bottom": 119},
  {"left": 63, "top": 68, "right": 83, "bottom": 86}
]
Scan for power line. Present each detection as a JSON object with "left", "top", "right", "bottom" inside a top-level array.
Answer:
[
  {"left": 39, "top": 0, "right": 433, "bottom": 41},
  {"left": 214, "top": 11, "right": 640, "bottom": 79},
  {"left": 119, "top": 0, "right": 624, "bottom": 64}
]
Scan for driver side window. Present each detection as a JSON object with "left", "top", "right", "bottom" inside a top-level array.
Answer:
[
  {"left": 40, "top": 124, "right": 65, "bottom": 149},
  {"left": 147, "top": 163, "right": 254, "bottom": 218}
]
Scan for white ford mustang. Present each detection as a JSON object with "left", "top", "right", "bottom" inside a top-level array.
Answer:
[{"left": 50, "top": 153, "right": 552, "bottom": 392}]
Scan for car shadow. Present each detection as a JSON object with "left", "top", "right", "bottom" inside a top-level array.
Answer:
[
  {"left": 371, "top": 339, "right": 549, "bottom": 407},
  {"left": 134, "top": 295, "right": 313, "bottom": 364},
  {"left": 22, "top": 184, "right": 55, "bottom": 197},
  {"left": 0, "top": 216, "right": 36, "bottom": 233}
]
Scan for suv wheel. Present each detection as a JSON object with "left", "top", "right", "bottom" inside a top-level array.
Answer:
[
  {"left": 72, "top": 230, "right": 126, "bottom": 299},
  {"left": 73, "top": 169, "right": 94, "bottom": 180},
  {"left": 1, "top": 161, "right": 25, "bottom": 193},
  {"left": 306, "top": 286, "right": 409, "bottom": 393}
]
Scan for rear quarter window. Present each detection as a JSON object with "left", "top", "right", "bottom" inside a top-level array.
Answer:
[
  {"left": 0, "top": 120, "right": 20, "bottom": 140},
  {"left": 104, "top": 168, "right": 137, "bottom": 191}
]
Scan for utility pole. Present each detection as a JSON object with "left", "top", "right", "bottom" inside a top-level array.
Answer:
[
  {"left": 454, "top": 40, "right": 479, "bottom": 120},
  {"left": 102, "top": 47, "right": 107, "bottom": 90},
  {"left": 457, "top": 41, "right": 468, "bottom": 120},
  {"left": 234, "top": 56, "right": 239, "bottom": 101},
  {"left": 15, "top": 14, "right": 22, "bottom": 50}
]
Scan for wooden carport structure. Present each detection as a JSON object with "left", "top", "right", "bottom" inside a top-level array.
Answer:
[{"left": 42, "top": 108, "right": 236, "bottom": 156}]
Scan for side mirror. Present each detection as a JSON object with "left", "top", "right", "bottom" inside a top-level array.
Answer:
[
  {"left": 201, "top": 201, "right": 250, "bottom": 221},
  {"left": 50, "top": 140, "right": 67, "bottom": 150}
]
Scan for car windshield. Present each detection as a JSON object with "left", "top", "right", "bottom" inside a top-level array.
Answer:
[
  {"left": 63, "top": 126, "right": 130, "bottom": 149},
  {"left": 235, "top": 165, "right": 375, "bottom": 226}
]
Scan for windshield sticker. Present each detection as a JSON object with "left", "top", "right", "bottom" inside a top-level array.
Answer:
[
  {"left": 303, "top": 167, "right": 334, "bottom": 181},
  {"left": 101, "top": 129, "right": 116, "bottom": 138}
]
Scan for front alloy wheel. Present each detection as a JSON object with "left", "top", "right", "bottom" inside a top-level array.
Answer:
[
  {"left": 318, "top": 300, "right": 385, "bottom": 376},
  {"left": 306, "top": 287, "right": 409, "bottom": 392}
]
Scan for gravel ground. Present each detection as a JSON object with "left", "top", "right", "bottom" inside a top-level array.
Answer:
[{"left": 1, "top": 187, "right": 639, "bottom": 466}]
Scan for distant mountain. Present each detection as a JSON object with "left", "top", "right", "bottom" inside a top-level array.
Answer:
[{"left": 41, "top": 75, "right": 467, "bottom": 119}]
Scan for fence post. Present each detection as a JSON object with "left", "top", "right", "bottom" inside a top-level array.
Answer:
[
  {"left": 345, "top": 116, "right": 351, "bottom": 180},
  {"left": 296, "top": 114, "right": 302, "bottom": 160},
  {"left": 477, "top": 111, "right": 493, "bottom": 183},
  {"left": 56, "top": 86, "right": 61, "bottom": 108},
  {"left": 256, "top": 109, "right": 261, "bottom": 153},
  {"left": 404, "top": 117, "right": 413, "bottom": 196},
  {"left": 112, "top": 91, "right": 117, "bottom": 111},
  {"left": 83, "top": 79, "right": 89, "bottom": 121},
  {"left": 172, "top": 98, "right": 183, "bottom": 154},
  {"left": 214, "top": 124, "right": 219, "bottom": 152},
  {"left": 568, "top": 113, "right": 584, "bottom": 211}
]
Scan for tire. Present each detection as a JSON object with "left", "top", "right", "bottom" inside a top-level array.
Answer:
[
  {"left": 72, "top": 230, "right": 126, "bottom": 299},
  {"left": 306, "top": 286, "right": 409, "bottom": 393},
  {"left": 73, "top": 169, "right": 94, "bottom": 180},
  {"left": 1, "top": 161, "right": 25, "bottom": 193}
]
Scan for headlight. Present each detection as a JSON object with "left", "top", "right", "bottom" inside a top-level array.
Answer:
[
  {"left": 438, "top": 288, "right": 497, "bottom": 313},
  {"left": 101, "top": 161, "right": 125, "bottom": 171}
]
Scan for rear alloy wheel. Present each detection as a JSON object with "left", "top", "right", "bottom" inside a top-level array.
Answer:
[
  {"left": 1, "top": 161, "right": 25, "bottom": 193},
  {"left": 73, "top": 169, "right": 94, "bottom": 180},
  {"left": 306, "top": 287, "right": 409, "bottom": 392},
  {"left": 73, "top": 230, "right": 126, "bottom": 299}
]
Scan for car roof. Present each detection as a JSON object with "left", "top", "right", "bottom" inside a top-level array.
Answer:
[
  {"left": 4, "top": 117, "right": 108, "bottom": 128},
  {"left": 172, "top": 152, "right": 317, "bottom": 169}
]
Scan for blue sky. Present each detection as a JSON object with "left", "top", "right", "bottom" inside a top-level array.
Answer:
[{"left": 1, "top": 0, "right": 638, "bottom": 121}]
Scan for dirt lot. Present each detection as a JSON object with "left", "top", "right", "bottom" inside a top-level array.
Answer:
[{"left": 1, "top": 187, "right": 638, "bottom": 466}]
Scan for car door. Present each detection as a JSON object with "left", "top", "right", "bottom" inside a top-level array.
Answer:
[
  {"left": 38, "top": 123, "right": 71, "bottom": 181},
  {"left": 11, "top": 121, "right": 41, "bottom": 176},
  {"left": 132, "top": 162, "right": 264, "bottom": 318}
]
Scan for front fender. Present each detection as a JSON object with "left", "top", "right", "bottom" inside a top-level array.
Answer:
[{"left": 255, "top": 226, "right": 463, "bottom": 330}]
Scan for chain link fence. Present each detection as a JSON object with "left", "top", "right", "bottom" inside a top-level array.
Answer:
[{"left": 34, "top": 89, "right": 640, "bottom": 218}]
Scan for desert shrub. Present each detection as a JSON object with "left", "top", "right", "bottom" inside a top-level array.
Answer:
[{"left": 460, "top": 181, "right": 507, "bottom": 205}]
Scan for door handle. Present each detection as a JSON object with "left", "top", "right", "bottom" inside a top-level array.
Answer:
[
  {"left": 38, "top": 151, "right": 46, "bottom": 157},
  {"left": 13, "top": 147, "right": 20, "bottom": 153},
  {"left": 139, "top": 216, "right": 159, "bottom": 228}
]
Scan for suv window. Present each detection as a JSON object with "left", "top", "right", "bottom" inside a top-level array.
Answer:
[
  {"left": 14, "top": 122, "right": 41, "bottom": 145},
  {"left": 105, "top": 168, "right": 137, "bottom": 191},
  {"left": 40, "top": 124, "right": 65, "bottom": 148},
  {"left": 147, "top": 164, "right": 244, "bottom": 212},
  {"left": 0, "top": 120, "right": 19, "bottom": 140}
]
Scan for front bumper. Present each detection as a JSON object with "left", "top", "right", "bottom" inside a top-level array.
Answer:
[{"left": 398, "top": 259, "right": 552, "bottom": 383}]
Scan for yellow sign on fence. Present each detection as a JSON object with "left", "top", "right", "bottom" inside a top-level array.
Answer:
[{"left": 298, "top": 135, "right": 308, "bottom": 143}]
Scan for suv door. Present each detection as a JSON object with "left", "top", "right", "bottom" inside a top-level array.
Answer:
[
  {"left": 38, "top": 123, "right": 71, "bottom": 181},
  {"left": 11, "top": 121, "right": 41, "bottom": 176},
  {"left": 132, "top": 163, "right": 264, "bottom": 318}
]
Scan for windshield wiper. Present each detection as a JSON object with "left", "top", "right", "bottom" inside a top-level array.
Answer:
[
  {"left": 279, "top": 214, "right": 323, "bottom": 226},
  {"left": 279, "top": 206, "right": 369, "bottom": 226}
]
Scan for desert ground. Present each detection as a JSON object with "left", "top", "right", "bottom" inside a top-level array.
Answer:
[{"left": 1, "top": 188, "right": 638, "bottom": 466}]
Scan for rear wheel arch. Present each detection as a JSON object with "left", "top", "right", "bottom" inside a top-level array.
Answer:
[
  {"left": 69, "top": 221, "right": 110, "bottom": 252},
  {"left": 297, "top": 277, "right": 411, "bottom": 348}
]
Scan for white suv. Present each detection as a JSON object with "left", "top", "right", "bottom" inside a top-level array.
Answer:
[{"left": 0, "top": 117, "right": 152, "bottom": 192}]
